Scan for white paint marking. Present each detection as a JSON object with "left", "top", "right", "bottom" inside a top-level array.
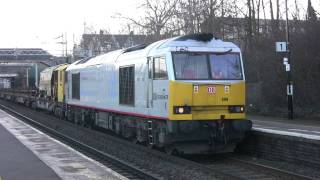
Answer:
[
  {"left": 252, "top": 119, "right": 320, "bottom": 130},
  {"left": 253, "top": 127, "right": 320, "bottom": 141},
  {"left": 288, "top": 129, "right": 320, "bottom": 134}
]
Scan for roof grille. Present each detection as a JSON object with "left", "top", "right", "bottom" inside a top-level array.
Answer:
[
  {"left": 175, "top": 33, "right": 216, "bottom": 42},
  {"left": 122, "top": 44, "right": 149, "bottom": 53}
]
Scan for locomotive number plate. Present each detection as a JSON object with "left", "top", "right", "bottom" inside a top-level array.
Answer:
[{"left": 207, "top": 86, "right": 216, "bottom": 94}]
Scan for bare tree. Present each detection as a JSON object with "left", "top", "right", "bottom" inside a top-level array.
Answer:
[
  {"left": 294, "top": 0, "right": 301, "bottom": 20},
  {"left": 114, "top": 0, "right": 181, "bottom": 40},
  {"left": 179, "top": 0, "right": 211, "bottom": 34},
  {"left": 261, "top": 0, "right": 266, "bottom": 20},
  {"left": 256, "top": 0, "right": 261, "bottom": 34},
  {"left": 276, "top": 0, "right": 280, "bottom": 20},
  {"left": 247, "top": 0, "right": 253, "bottom": 39},
  {"left": 180, "top": 0, "right": 245, "bottom": 39},
  {"left": 269, "top": 0, "right": 274, "bottom": 21}
]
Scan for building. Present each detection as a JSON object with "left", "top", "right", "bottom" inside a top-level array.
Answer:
[
  {"left": 0, "top": 48, "right": 53, "bottom": 89},
  {"left": 73, "top": 31, "right": 153, "bottom": 60}
]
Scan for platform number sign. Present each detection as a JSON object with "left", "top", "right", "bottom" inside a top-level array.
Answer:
[
  {"left": 207, "top": 86, "right": 216, "bottom": 94},
  {"left": 276, "top": 42, "right": 287, "bottom": 52}
]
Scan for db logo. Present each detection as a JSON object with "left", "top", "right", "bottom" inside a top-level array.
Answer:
[{"left": 207, "top": 86, "right": 216, "bottom": 94}]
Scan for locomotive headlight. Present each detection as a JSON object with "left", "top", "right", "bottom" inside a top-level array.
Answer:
[
  {"left": 229, "top": 106, "right": 245, "bottom": 113},
  {"left": 173, "top": 106, "right": 191, "bottom": 114},
  {"left": 240, "top": 106, "right": 244, "bottom": 112}
]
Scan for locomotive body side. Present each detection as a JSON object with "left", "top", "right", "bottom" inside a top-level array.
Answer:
[{"left": 66, "top": 42, "right": 170, "bottom": 119}]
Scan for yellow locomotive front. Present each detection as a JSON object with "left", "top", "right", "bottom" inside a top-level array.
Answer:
[
  {"left": 163, "top": 51, "right": 251, "bottom": 154},
  {"left": 169, "top": 52, "right": 246, "bottom": 120}
]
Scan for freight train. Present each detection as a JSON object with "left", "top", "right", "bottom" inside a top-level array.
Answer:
[{"left": 0, "top": 34, "right": 252, "bottom": 154}]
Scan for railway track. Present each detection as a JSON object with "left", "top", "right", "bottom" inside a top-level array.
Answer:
[
  {"left": 0, "top": 103, "right": 160, "bottom": 180},
  {"left": 0, "top": 99, "right": 315, "bottom": 180},
  {"left": 189, "top": 154, "right": 314, "bottom": 180}
]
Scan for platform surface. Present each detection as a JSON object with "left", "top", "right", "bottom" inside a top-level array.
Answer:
[
  {"left": 248, "top": 114, "right": 320, "bottom": 140},
  {"left": 0, "top": 109, "right": 127, "bottom": 180},
  {"left": 0, "top": 118, "right": 61, "bottom": 180}
]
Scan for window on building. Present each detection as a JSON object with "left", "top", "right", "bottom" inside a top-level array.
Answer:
[
  {"left": 153, "top": 57, "right": 167, "bottom": 79},
  {"left": 119, "top": 66, "right": 134, "bottom": 105},
  {"left": 72, "top": 73, "right": 80, "bottom": 99}
]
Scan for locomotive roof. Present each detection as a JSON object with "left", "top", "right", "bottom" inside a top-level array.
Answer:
[
  {"left": 67, "top": 34, "right": 240, "bottom": 71},
  {"left": 53, "top": 64, "right": 69, "bottom": 71},
  {"left": 40, "top": 64, "right": 64, "bottom": 75}
]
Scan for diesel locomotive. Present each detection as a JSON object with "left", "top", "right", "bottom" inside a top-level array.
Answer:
[{"left": 1, "top": 34, "right": 252, "bottom": 154}]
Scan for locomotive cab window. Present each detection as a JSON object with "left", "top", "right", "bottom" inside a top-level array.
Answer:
[
  {"left": 173, "top": 52, "right": 243, "bottom": 80},
  {"left": 119, "top": 65, "right": 135, "bottom": 105},
  {"left": 153, "top": 57, "right": 167, "bottom": 79},
  {"left": 209, "top": 54, "right": 242, "bottom": 80},
  {"left": 173, "top": 53, "right": 209, "bottom": 80}
]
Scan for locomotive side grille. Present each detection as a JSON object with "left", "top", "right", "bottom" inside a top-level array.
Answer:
[
  {"left": 71, "top": 73, "right": 80, "bottom": 100},
  {"left": 119, "top": 65, "right": 135, "bottom": 106}
]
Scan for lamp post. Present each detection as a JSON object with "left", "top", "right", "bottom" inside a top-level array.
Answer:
[{"left": 285, "top": 0, "right": 294, "bottom": 119}]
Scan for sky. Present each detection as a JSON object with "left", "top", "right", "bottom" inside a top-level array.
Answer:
[
  {"left": 0, "top": 0, "right": 140, "bottom": 56},
  {"left": 0, "top": 0, "right": 319, "bottom": 56}
]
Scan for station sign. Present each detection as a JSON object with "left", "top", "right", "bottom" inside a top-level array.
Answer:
[
  {"left": 285, "top": 64, "right": 290, "bottom": 71},
  {"left": 276, "top": 42, "right": 287, "bottom": 52},
  {"left": 287, "top": 84, "right": 293, "bottom": 95},
  {"left": 283, "top": 57, "right": 288, "bottom": 65}
]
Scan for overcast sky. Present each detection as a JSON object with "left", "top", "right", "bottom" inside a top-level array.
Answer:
[{"left": 0, "top": 0, "right": 318, "bottom": 56}]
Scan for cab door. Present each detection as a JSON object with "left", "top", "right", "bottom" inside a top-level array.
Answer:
[
  {"left": 147, "top": 57, "right": 153, "bottom": 108},
  {"left": 147, "top": 57, "right": 168, "bottom": 117}
]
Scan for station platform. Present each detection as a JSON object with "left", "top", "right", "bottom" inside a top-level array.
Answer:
[
  {"left": 0, "top": 119, "right": 60, "bottom": 180},
  {"left": 248, "top": 114, "right": 320, "bottom": 140},
  {"left": 0, "top": 109, "right": 127, "bottom": 180}
]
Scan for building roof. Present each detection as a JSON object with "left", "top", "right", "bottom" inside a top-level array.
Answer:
[
  {"left": 0, "top": 48, "right": 52, "bottom": 60},
  {"left": 0, "top": 73, "right": 18, "bottom": 78}
]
